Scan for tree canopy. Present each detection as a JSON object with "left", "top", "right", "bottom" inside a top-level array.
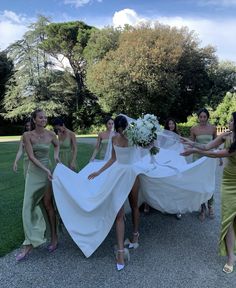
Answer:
[
  {"left": 1, "top": 16, "right": 236, "bottom": 129},
  {"left": 86, "top": 23, "right": 218, "bottom": 122}
]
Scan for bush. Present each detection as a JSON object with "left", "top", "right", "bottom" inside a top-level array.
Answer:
[
  {"left": 75, "top": 124, "right": 105, "bottom": 135},
  {"left": 178, "top": 124, "right": 191, "bottom": 137}
]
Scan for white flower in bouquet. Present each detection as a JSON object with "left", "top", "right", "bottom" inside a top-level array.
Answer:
[{"left": 124, "top": 114, "right": 161, "bottom": 155}]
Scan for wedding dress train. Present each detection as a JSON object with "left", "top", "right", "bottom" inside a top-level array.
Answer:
[{"left": 52, "top": 142, "right": 216, "bottom": 257}]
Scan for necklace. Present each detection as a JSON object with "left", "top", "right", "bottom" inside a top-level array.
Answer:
[{"left": 35, "top": 131, "right": 44, "bottom": 140}]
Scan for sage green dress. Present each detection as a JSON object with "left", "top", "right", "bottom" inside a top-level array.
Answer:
[
  {"left": 22, "top": 143, "right": 51, "bottom": 247},
  {"left": 96, "top": 139, "right": 109, "bottom": 160},
  {"left": 193, "top": 135, "right": 214, "bottom": 206},
  {"left": 23, "top": 152, "right": 29, "bottom": 179},
  {"left": 59, "top": 138, "right": 71, "bottom": 167},
  {"left": 219, "top": 137, "right": 236, "bottom": 256},
  {"left": 193, "top": 135, "right": 214, "bottom": 161}
]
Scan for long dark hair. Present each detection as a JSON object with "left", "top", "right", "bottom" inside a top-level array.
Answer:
[
  {"left": 197, "top": 108, "right": 210, "bottom": 119},
  {"left": 53, "top": 118, "right": 65, "bottom": 127},
  {"left": 164, "top": 117, "right": 179, "bottom": 134},
  {"left": 228, "top": 112, "right": 236, "bottom": 153},
  {"left": 114, "top": 115, "right": 128, "bottom": 132},
  {"left": 23, "top": 118, "right": 32, "bottom": 132},
  {"left": 30, "top": 109, "right": 44, "bottom": 130},
  {"left": 103, "top": 116, "right": 113, "bottom": 125}
]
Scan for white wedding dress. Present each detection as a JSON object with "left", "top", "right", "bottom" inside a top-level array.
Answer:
[{"left": 52, "top": 142, "right": 216, "bottom": 257}]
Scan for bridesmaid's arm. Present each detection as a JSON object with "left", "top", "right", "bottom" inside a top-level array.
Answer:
[
  {"left": 13, "top": 136, "right": 24, "bottom": 172},
  {"left": 190, "top": 126, "right": 197, "bottom": 142},
  {"left": 181, "top": 132, "right": 230, "bottom": 151},
  {"left": 181, "top": 147, "right": 235, "bottom": 158},
  {"left": 23, "top": 132, "right": 52, "bottom": 180},
  {"left": 213, "top": 126, "right": 217, "bottom": 140},
  {"left": 88, "top": 144, "right": 116, "bottom": 179},
  {"left": 70, "top": 132, "right": 77, "bottom": 170},
  {"left": 90, "top": 133, "right": 102, "bottom": 162}
]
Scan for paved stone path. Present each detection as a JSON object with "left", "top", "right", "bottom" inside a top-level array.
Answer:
[{"left": 0, "top": 155, "right": 236, "bottom": 287}]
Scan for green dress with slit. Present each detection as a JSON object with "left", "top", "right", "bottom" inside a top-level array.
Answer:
[
  {"left": 219, "top": 137, "right": 236, "bottom": 256},
  {"left": 22, "top": 143, "right": 51, "bottom": 247}
]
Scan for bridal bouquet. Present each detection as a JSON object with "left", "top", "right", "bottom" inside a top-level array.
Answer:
[{"left": 125, "top": 114, "right": 161, "bottom": 155}]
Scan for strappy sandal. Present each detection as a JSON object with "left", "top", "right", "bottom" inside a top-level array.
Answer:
[
  {"left": 223, "top": 263, "right": 234, "bottom": 274},
  {"left": 124, "top": 232, "right": 139, "bottom": 249},
  {"left": 115, "top": 248, "right": 130, "bottom": 271}
]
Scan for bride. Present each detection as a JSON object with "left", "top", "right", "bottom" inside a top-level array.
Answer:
[
  {"left": 88, "top": 115, "right": 140, "bottom": 270},
  {"left": 52, "top": 114, "right": 217, "bottom": 270}
]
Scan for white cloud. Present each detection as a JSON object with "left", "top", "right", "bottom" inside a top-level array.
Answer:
[
  {"left": 112, "top": 9, "right": 236, "bottom": 62},
  {"left": 0, "top": 10, "right": 29, "bottom": 50},
  {"left": 64, "top": 0, "right": 102, "bottom": 8},
  {"left": 113, "top": 9, "right": 146, "bottom": 28}
]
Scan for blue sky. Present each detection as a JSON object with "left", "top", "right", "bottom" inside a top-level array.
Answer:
[{"left": 0, "top": 0, "right": 236, "bottom": 62}]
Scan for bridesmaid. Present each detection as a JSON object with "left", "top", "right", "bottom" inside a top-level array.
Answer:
[
  {"left": 90, "top": 116, "right": 114, "bottom": 161},
  {"left": 165, "top": 117, "right": 182, "bottom": 220},
  {"left": 53, "top": 118, "right": 77, "bottom": 171},
  {"left": 13, "top": 118, "right": 31, "bottom": 178},
  {"left": 181, "top": 112, "right": 236, "bottom": 274},
  {"left": 190, "top": 108, "right": 217, "bottom": 221},
  {"left": 16, "top": 109, "right": 59, "bottom": 261}
]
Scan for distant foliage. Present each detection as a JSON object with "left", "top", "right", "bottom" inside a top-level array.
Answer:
[{"left": 211, "top": 92, "right": 236, "bottom": 126}]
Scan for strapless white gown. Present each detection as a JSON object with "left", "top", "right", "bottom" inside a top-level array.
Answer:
[{"left": 52, "top": 145, "right": 216, "bottom": 257}]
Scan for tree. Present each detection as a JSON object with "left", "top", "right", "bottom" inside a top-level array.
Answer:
[
  {"left": 2, "top": 16, "right": 77, "bottom": 120},
  {"left": 84, "top": 26, "right": 121, "bottom": 64},
  {"left": 86, "top": 23, "right": 217, "bottom": 122},
  {"left": 41, "top": 21, "right": 94, "bottom": 109},
  {"left": 208, "top": 61, "right": 236, "bottom": 108},
  {"left": 0, "top": 51, "right": 13, "bottom": 112},
  {"left": 211, "top": 92, "right": 236, "bottom": 126}
]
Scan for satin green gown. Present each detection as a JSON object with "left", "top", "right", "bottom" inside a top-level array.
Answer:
[
  {"left": 193, "top": 135, "right": 214, "bottom": 206},
  {"left": 59, "top": 138, "right": 71, "bottom": 167},
  {"left": 193, "top": 135, "right": 214, "bottom": 161},
  {"left": 96, "top": 139, "right": 109, "bottom": 160},
  {"left": 219, "top": 137, "right": 236, "bottom": 256},
  {"left": 22, "top": 143, "right": 51, "bottom": 247},
  {"left": 23, "top": 152, "right": 29, "bottom": 179}
]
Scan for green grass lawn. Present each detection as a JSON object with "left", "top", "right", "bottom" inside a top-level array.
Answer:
[
  {"left": 0, "top": 134, "right": 97, "bottom": 142},
  {"left": 0, "top": 141, "right": 94, "bottom": 257}
]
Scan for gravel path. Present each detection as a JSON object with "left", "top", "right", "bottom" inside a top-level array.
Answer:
[{"left": 1, "top": 162, "right": 236, "bottom": 287}]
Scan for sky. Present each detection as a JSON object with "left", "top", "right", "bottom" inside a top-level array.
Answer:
[{"left": 0, "top": 0, "right": 236, "bottom": 62}]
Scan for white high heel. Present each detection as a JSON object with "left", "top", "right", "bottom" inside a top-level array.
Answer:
[
  {"left": 115, "top": 248, "right": 130, "bottom": 271},
  {"left": 124, "top": 232, "right": 139, "bottom": 249}
]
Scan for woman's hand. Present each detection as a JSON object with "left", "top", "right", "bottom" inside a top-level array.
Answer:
[
  {"left": 180, "top": 137, "right": 194, "bottom": 147},
  {"left": 69, "top": 161, "right": 76, "bottom": 171},
  {"left": 88, "top": 171, "right": 100, "bottom": 180},
  {"left": 54, "top": 156, "right": 60, "bottom": 164},
  {"left": 180, "top": 148, "right": 196, "bottom": 156},
  {"left": 46, "top": 169, "right": 53, "bottom": 181}
]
